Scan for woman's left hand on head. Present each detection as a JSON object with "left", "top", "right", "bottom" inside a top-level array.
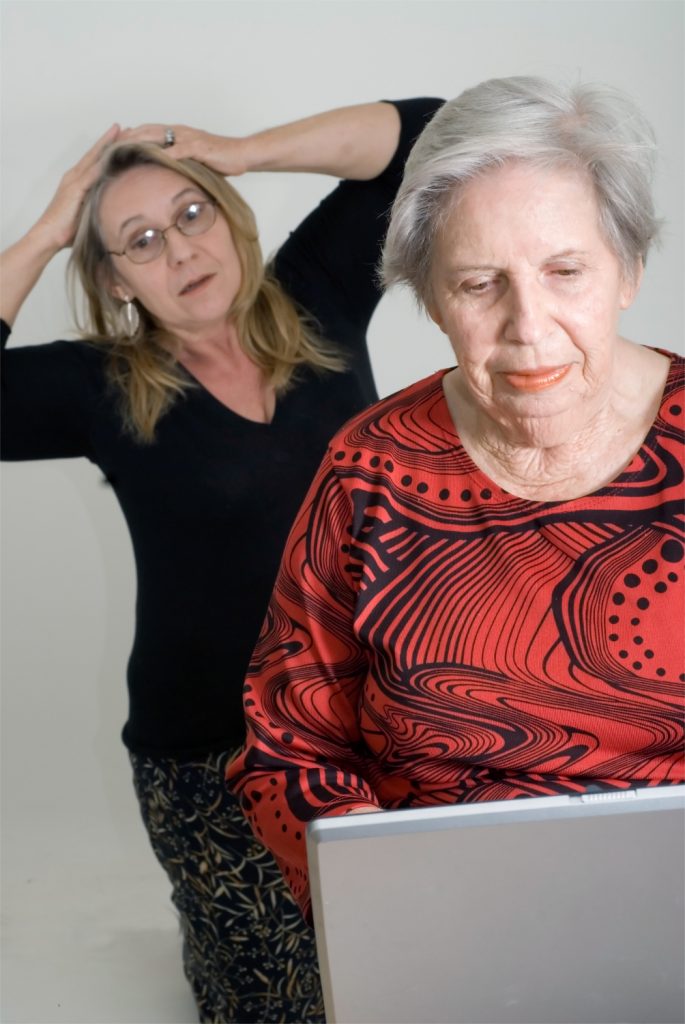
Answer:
[{"left": 119, "top": 123, "right": 250, "bottom": 177}]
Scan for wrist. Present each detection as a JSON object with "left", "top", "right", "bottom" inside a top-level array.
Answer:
[
  {"left": 237, "top": 132, "right": 270, "bottom": 174},
  {"left": 25, "top": 220, "right": 67, "bottom": 259}
]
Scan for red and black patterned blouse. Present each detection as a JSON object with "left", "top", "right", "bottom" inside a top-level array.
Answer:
[{"left": 227, "top": 352, "right": 685, "bottom": 915}]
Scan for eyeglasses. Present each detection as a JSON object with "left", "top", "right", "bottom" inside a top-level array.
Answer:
[{"left": 107, "top": 200, "right": 217, "bottom": 264}]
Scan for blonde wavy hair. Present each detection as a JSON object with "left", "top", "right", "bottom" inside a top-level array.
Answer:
[{"left": 69, "top": 142, "right": 344, "bottom": 442}]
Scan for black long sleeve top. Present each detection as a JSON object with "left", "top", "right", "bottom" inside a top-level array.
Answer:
[{"left": 1, "top": 98, "right": 443, "bottom": 757}]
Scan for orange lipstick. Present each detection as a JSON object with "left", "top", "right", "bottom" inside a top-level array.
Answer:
[{"left": 503, "top": 365, "right": 571, "bottom": 392}]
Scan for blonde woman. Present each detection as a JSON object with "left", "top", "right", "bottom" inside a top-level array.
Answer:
[{"left": 0, "top": 97, "right": 442, "bottom": 1023}]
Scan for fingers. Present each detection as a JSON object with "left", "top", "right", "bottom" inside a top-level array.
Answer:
[
  {"left": 117, "top": 123, "right": 215, "bottom": 168},
  {"left": 119, "top": 123, "right": 183, "bottom": 147},
  {"left": 72, "top": 123, "right": 121, "bottom": 175},
  {"left": 118, "top": 124, "right": 202, "bottom": 163},
  {"left": 36, "top": 124, "right": 121, "bottom": 251},
  {"left": 61, "top": 123, "right": 121, "bottom": 198},
  {"left": 115, "top": 124, "right": 247, "bottom": 177}
]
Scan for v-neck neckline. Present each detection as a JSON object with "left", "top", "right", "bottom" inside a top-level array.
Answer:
[{"left": 180, "top": 362, "right": 280, "bottom": 429}]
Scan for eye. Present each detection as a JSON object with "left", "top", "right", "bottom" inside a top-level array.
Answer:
[
  {"left": 551, "top": 266, "right": 582, "bottom": 279},
  {"left": 129, "top": 229, "right": 159, "bottom": 252},
  {"left": 178, "top": 201, "right": 205, "bottom": 227},
  {"left": 462, "top": 277, "right": 496, "bottom": 295}
]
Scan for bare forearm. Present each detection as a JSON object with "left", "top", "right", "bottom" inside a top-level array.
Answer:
[
  {"left": 0, "top": 227, "right": 62, "bottom": 326},
  {"left": 242, "top": 102, "right": 402, "bottom": 180},
  {"left": 124, "top": 102, "right": 402, "bottom": 181}
]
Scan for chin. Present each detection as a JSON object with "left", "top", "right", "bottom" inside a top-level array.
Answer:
[{"left": 508, "top": 405, "right": 591, "bottom": 448}]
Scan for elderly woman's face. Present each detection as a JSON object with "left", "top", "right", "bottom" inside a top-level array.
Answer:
[
  {"left": 99, "top": 164, "right": 242, "bottom": 339},
  {"left": 427, "top": 162, "right": 640, "bottom": 439}
]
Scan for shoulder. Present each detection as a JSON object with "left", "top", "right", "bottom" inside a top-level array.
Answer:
[
  {"left": 3, "top": 320, "right": 107, "bottom": 360},
  {"left": 5, "top": 333, "right": 109, "bottom": 377},
  {"left": 2, "top": 320, "right": 110, "bottom": 367},
  {"left": 1, "top": 326, "right": 114, "bottom": 411},
  {"left": 658, "top": 347, "right": 684, "bottom": 385},
  {"left": 328, "top": 369, "right": 452, "bottom": 457},
  {"left": 655, "top": 348, "right": 684, "bottom": 430}
]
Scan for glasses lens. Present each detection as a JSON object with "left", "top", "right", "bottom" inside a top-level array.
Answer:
[
  {"left": 177, "top": 201, "right": 216, "bottom": 237},
  {"left": 127, "top": 229, "right": 164, "bottom": 264}
]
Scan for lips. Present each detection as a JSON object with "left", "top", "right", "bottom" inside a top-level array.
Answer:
[
  {"left": 503, "top": 365, "right": 571, "bottom": 392},
  {"left": 179, "top": 274, "right": 214, "bottom": 296}
]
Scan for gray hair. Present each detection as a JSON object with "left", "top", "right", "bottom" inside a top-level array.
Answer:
[{"left": 382, "top": 76, "right": 660, "bottom": 302}]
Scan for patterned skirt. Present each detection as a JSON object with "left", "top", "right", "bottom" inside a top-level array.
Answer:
[{"left": 130, "top": 751, "right": 325, "bottom": 1023}]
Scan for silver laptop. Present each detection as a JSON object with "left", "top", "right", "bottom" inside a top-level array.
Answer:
[{"left": 307, "top": 785, "right": 685, "bottom": 1024}]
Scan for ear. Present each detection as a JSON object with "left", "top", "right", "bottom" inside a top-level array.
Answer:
[
  {"left": 619, "top": 259, "right": 644, "bottom": 310},
  {"left": 111, "top": 284, "right": 132, "bottom": 303},
  {"left": 97, "top": 262, "right": 132, "bottom": 304}
]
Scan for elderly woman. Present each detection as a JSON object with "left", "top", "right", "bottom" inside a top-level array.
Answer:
[
  {"left": 227, "top": 76, "right": 685, "bottom": 918},
  {"left": 0, "top": 97, "right": 442, "bottom": 1022}
]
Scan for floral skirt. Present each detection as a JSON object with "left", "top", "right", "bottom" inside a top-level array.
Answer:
[{"left": 130, "top": 751, "right": 325, "bottom": 1023}]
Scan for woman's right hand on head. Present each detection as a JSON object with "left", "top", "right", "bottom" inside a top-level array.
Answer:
[
  {"left": 0, "top": 124, "right": 120, "bottom": 326},
  {"left": 32, "top": 123, "right": 120, "bottom": 253}
]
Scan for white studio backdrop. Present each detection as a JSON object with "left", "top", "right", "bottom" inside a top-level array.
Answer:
[{"left": 1, "top": 2, "right": 683, "bottom": 1022}]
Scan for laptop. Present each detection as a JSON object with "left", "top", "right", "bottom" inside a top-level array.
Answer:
[{"left": 307, "top": 785, "right": 685, "bottom": 1024}]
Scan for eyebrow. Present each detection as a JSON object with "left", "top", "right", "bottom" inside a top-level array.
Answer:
[
  {"left": 545, "top": 249, "right": 591, "bottom": 261},
  {"left": 445, "top": 250, "right": 592, "bottom": 274},
  {"left": 117, "top": 188, "right": 205, "bottom": 236}
]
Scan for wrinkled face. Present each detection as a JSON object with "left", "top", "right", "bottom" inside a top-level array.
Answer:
[
  {"left": 99, "top": 164, "right": 242, "bottom": 338},
  {"left": 427, "top": 162, "right": 641, "bottom": 438}
]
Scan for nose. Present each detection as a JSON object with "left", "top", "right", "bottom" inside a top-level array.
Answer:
[
  {"left": 164, "top": 225, "right": 196, "bottom": 265},
  {"left": 503, "top": 278, "right": 549, "bottom": 345}
]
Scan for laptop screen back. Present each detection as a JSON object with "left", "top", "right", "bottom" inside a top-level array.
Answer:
[{"left": 307, "top": 787, "right": 685, "bottom": 1024}]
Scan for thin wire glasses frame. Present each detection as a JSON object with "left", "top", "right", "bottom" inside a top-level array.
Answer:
[{"left": 107, "top": 199, "right": 217, "bottom": 264}]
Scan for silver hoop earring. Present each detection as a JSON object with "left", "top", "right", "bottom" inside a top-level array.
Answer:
[{"left": 119, "top": 297, "right": 140, "bottom": 338}]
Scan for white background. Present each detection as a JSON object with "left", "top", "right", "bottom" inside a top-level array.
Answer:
[{"left": 1, "top": 2, "right": 683, "bottom": 1022}]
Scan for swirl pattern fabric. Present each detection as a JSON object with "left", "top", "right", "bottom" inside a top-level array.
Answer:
[{"left": 228, "top": 354, "right": 685, "bottom": 914}]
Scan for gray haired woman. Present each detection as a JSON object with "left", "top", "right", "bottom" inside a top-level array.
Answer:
[{"left": 228, "top": 76, "right": 684, "bottom": 920}]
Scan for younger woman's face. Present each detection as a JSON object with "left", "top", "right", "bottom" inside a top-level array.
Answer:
[{"left": 99, "top": 164, "right": 242, "bottom": 340}]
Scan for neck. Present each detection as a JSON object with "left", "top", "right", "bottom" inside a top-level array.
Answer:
[
  {"left": 170, "top": 317, "right": 242, "bottom": 364},
  {"left": 443, "top": 346, "right": 669, "bottom": 501},
  {"left": 473, "top": 413, "right": 622, "bottom": 500}
]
